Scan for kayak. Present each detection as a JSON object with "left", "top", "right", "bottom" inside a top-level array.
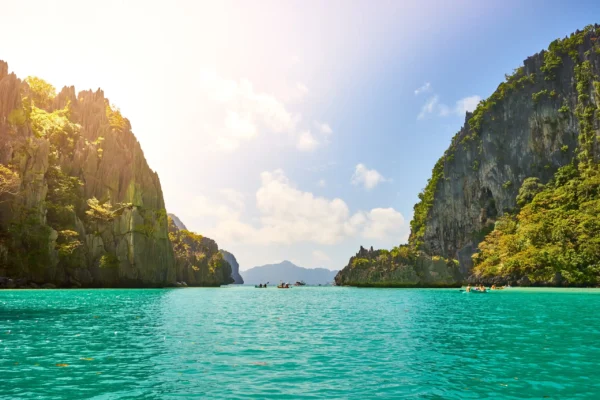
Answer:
[
  {"left": 254, "top": 285, "right": 268, "bottom": 288},
  {"left": 461, "top": 289, "right": 488, "bottom": 293},
  {"left": 277, "top": 286, "right": 291, "bottom": 289}
]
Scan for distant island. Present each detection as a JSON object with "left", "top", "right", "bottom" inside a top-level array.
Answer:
[{"left": 242, "top": 260, "right": 337, "bottom": 285}]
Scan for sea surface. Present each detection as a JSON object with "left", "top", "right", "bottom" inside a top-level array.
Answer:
[{"left": 1, "top": 287, "right": 600, "bottom": 399}]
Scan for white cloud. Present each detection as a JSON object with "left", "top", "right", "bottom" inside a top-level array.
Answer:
[
  {"left": 438, "top": 103, "right": 451, "bottom": 117},
  {"left": 255, "top": 169, "right": 362, "bottom": 244},
  {"left": 224, "top": 111, "right": 257, "bottom": 139},
  {"left": 187, "top": 192, "right": 244, "bottom": 221},
  {"left": 217, "top": 188, "right": 246, "bottom": 211},
  {"left": 315, "top": 121, "right": 333, "bottom": 135},
  {"left": 351, "top": 163, "right": 387, "bottom": 190},
  {"left": 312, "top": 250, "right": 330, "bottom": 262},
  {"left": 296, "top": 82, "right": 309, "bottom": 95},
  {"left": 362, "top": 208, "right": 405, "bottom": 239},
  {"left": 317, "top": 179, "right": 326, "bottom": 188},
  {"left": 195, "top": 69, "right": 339, "bottom": 154},
  {"left": 414, "top": 82, "right": 431, "bottom": 95},
  {"left": 199, "top": 71, "right": 335, "bottom": 153},
  {"left": 296, "top": 131, "right": 320, "bottom": 151},
  {"left": 455, "top": 95, "right": 482, "bottom": 114},
  {"left": 418, "top": 94, "right": 481, "bottom": 120},
  {"left": 215, "top": 136, "right": 241, "bottom": 152},
  {"left": 417, "top": 95, "right": 439, "bottom": 120},
  {"left": 201, "top": 70, "right": 301, "bottom": 151},
  {"left": 190, "top": 170, "right": 405, "bottom": 247}
]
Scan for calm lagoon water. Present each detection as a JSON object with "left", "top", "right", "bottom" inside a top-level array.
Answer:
[{"left": 1, "top": 286, "right": 600, "bottom": 399}]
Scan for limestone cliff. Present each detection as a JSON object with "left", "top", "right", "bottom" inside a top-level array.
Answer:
[
  {"left": 0, "top": 61, "right": 175, "bottom": 287},
  {"left": 168, "top": 216, "right": 234, "bottom": 286},
  {"left": 336, "top": 25, "right": 600, "bottom": 287},
  {"left": 220, "top": 250, "right": 244, "bottom": 284}
]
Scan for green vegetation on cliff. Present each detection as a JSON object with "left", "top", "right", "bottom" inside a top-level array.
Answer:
[
  {"left": 0, "top": 63, "right": 178, "bottom": 287},
  {"left": 339, "top": 24, "right": 600, "bottom": 287},
  {"left": 168, "top": 216, "right": 233, "bottom": 286},
  {"left": 4, "top": 78, "right": 86, "bottom": 275},
  {"left": 472, "top": 26, "right": 600, "bottom": 286},
  {"left": 408, "top": 25, "right": 600, "bottom": 255},
  {"left": 473, "top": 164, "right": 600, "bottom": 285},
  {"left": 335, "top": 245, "right": 461, "bottom": 287}
]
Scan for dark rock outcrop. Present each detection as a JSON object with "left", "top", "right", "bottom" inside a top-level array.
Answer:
[
  {"left": 168, "top": 215, "right": 234, "bottom": 287},
  {"left": 220, "top": 250, "right": 244, "bottom": 284},
  {"left": 334, "top": 246, "right": 462, "bottom": 287}
]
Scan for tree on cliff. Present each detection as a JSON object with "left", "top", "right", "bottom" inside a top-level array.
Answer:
[
  {"left": 0, "top": 165, "right": 20, "bottom": 200},
  {"left": 473, "top": 164, "right": 600, "bottom": 286}
]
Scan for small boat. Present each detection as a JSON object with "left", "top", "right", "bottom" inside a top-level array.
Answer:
[
  {"left": 255, "top": 282, "right": 269, "bottom": 288},
  {"left": 461, "top": 287, "right": 488, "bottom": 293},
  {"left": 294, "top": 281, "right": 306, "bottom": 286},
  {"left": 277, "top": 283, "right": 291, "bottom": 289}
]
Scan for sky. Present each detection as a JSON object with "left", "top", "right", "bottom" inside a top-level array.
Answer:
[{"left": 1, "top": 0, "right": 599, "bottom": 271}]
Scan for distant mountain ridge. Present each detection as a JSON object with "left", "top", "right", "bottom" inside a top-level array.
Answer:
[{"left": 242, "top": 261, "right": 337, "bottom": 285}]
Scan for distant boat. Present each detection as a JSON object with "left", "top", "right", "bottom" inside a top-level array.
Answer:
[
  {"left": 294, "top": 281, "right": 306, "bottom": 286},
  {"left": 462, "top": 288, "right": 488, "bottom": 293},
  {"left": 277, "top": 283, "right": 291, "bottom": 289}
]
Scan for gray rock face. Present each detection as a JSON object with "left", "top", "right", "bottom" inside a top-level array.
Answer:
[
  {"left": 420, "top": 32, "right": 600, "bottom": 271},
  {"left": 336, "top": 26, "right": 600, "bottom": 287},
  {"left": 220, "top": 250, "right": 244, "bottom": 284}
]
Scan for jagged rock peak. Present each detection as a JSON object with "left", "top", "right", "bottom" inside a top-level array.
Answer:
[
  {"left": 220, "top": 250, "right": 244, "bottom": 284},
  {"left": 167, "top": 213, "right": 188, "bottom": 231}
]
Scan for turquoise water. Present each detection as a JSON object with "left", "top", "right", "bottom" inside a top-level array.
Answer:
[{"left": 1, "top": 287, "right": 600, "bottom": 399}]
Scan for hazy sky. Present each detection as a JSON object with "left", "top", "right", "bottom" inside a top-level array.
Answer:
[{"left": 1, "top": 0, "right": 598, "bottom": 270}]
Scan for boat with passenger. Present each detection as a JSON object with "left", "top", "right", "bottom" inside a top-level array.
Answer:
[{"left": 463, "top": 284, "right": 488, "bottom": 293}]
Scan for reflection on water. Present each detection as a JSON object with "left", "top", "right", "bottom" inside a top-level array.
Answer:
[{"left": 1, "top": 287, "right": 600, "bottom": 399}]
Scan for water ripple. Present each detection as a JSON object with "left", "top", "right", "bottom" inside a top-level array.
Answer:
[{"left": 1, "top": 287, "right": 600, "bottom": 399}]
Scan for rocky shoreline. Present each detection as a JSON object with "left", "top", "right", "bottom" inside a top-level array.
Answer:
[
  {"left": 0, "top": 276, "right": 228, "bottom": 289},
  {"left": 465, "top": 273, "right": 600, "bottom": 288}
]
